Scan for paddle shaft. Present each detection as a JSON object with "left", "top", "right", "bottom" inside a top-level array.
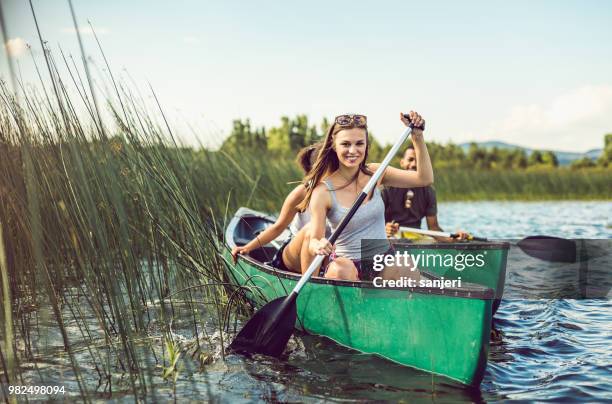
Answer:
[
  {"left": 292, "top": 125, "right": 415, "bottom": 294},
  {"left": 398, "top": 226, "right": 488, "bottom": 242}
]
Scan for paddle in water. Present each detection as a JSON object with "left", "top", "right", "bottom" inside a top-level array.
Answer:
[
  {"left": 517, "top": 235, "right": 577, "bottom": 263},
  {"left": 228, "top": 116, "right": 423, "bottom": 357}
]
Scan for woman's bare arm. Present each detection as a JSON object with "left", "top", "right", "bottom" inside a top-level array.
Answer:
[
  {"left": 235, "top": 185, "right": 306, "bottom": 256},
  {"left": 307, "top": 184, "right": 333, "bottom": 256}
]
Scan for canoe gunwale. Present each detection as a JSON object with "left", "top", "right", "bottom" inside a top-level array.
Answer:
[{"left": 226, "top": 208, "right": 496, "bottom": 300}]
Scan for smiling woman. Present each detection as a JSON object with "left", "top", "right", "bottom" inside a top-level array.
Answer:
[{"left": 296, "top": 111, "right": 433, "bottom": 281}]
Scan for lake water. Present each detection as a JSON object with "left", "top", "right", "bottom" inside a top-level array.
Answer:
[
  {"left": 8, "top": 201, "right": 611, "bottom": 402},
  {"left": 439, "top": 201, "right": 611, "bottom": 239}
]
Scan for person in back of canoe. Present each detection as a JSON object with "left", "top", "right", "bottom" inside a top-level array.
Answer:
[
  {"left": 298, "top": 112, "right": 433, "bottom": 281},
  {"left": 382, "top": 145, "right": 469, "bottom": 242},
  {"left": 231, "top": 143, "right": 328, "bottom": 274}
]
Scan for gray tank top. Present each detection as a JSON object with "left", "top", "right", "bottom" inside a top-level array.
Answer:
[
  {"left": 324, "top": 178, "right": 389, "bottom": 260},
  {"left": 290, "top": 209, "right": 333, "bottom": 238},
  {"left": 290, "top": 210, "right": 310, "bottom": 232}
]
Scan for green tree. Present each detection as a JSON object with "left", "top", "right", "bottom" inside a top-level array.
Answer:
[
  {"left": 467, "top": 143, "right": 490, "bottom": 169},
  {"left": 366, "top": 132, "right": 385, "bottom": 162},
  {"left": 220, "top": 119, "right": 266, "bottom": 154},
  {"left": 528, "top": 150, "right": 544, "bottom": 166},
  {"left": 268, "top": 115, "right": 322, "bottom": 156},
  {"left": 488, "top": 147, "right": 502, "bottom": 169},
  {"left": 541, "top": 151, "right": 559, "bottom": 167},
  {"left": 571, "top": 157, "right": 596, "bottom": 169},
  {"left": 443, "top": 142, "right": 466, "bottom": 167},
  {"left": 512, "top": 149, "right": 528, "bottom": 169},
  {"left": 499, "top": 149, "right": 515, "bottom": 169},
  {"left": 320, "top": 117, "right": 331, "bottom": 136},
  {"left": 267, "top": 117, "right": 291, "bottom": 156},
  {"left": 597, "top": 133, "right": 612, "bottom": 167},
  {"left": 289, "top": 115, "right": 307, "bottom": 151}
]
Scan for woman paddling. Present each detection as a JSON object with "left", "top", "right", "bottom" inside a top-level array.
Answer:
[
  {"left": 231, "top": 143, "right": 328, "bottom": 274},
  {"left": 298, "top": 112, "right": 433, "bottom": 281}
]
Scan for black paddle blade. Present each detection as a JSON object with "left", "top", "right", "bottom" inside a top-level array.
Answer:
[
  {"left": 517, "top": 236, "right": 577, "bottom": 263},
  {"left": 228, "top": 293, "right": 298, "bottom": 357}
]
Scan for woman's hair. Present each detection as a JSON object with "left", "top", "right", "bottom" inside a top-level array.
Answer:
[
  {"left": 296, "top": 121, "right": 373, "bottom": 212},
  {"left": 296, "top": 142, "right": 323, "bottom": 174}
]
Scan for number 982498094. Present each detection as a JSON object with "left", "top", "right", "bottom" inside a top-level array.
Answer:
[{"left": 7, "top": 385, "right": 65, "bottom": 395}]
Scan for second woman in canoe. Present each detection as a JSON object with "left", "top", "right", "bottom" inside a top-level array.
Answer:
[{"left": 231, "top": 143, "right": 329, "bottom": 275}]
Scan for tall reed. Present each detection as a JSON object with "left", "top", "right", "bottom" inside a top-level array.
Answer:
[{"left": 0, "top": 46, "right": 294, "bottom": 398}]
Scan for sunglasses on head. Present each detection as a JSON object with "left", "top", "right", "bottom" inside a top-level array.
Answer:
[{"left": 334, "top": 114, "right": 367, "bottom": 128}]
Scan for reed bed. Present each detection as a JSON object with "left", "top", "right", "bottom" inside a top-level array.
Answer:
[
  {"left": 0, "top": 58, "right": 301, "bottom": 398},
  {"left": 433, "top": 167, "right": 612, "bottom": 201}
]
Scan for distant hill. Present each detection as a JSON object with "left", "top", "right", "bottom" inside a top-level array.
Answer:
[{"left": 458, "top": 141, "right": 602, "bottom": 166}]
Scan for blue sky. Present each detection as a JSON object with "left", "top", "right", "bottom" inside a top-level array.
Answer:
[{"left": 2, "top": 0, "right": 612, "bottom": 152}]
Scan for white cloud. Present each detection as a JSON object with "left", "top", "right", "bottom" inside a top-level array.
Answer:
[
  {"left": 488, "top": 85, "right": 612, "bottom": 151},
  {"left": 60, "top": 26, "right": 110, "bottom": 36},
  {"left": 4, "top": 37, "right": 28, "bottom": 58},
  {"left": 182, "top": 36, "right": 199, "bottom": 44}
]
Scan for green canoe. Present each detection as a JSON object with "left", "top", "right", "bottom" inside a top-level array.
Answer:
[{"left": 224, "top": 207, "right": 507, "bottom": 386}]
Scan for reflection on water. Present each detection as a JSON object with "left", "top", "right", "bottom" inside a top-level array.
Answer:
[{"left": 7, "top": 201, "right": 612, "bottom": 402}]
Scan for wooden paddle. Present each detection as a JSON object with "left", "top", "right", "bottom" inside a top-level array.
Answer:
[
  {"left": 228, "top": 117, "right": 423, "bottom": 357},
  {"left": 398, "top": 226, "right": 578, "bottom": 263}
]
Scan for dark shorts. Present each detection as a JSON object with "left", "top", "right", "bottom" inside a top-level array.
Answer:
[
  {"left": 268, "top": 237, "right": 292, "bottom": 272},
  {"left": 269, "top": 237, "right": 326, "bottom": 276}
]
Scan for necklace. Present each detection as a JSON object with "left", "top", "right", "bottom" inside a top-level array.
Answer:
[
  {"left": 338, "top": 170, "right": 357, "bottom": 183},
  {"left": 336, "top": 170, "right": 360, "bottom": 194}
]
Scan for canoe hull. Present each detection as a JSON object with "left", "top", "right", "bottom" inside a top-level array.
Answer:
[
  {"left": 227, "top": 255, "right": 492, "bottom": 385},
  {"left": 224, "top": 208, "right": 498, "bottom": 386}
]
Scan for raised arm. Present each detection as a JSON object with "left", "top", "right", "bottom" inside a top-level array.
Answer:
[
  {"left": 378, "top": 111, "right": 434, "bottom": 188},
  {"left": 232, "top": 184, "right": 306, "bottom": 261}
]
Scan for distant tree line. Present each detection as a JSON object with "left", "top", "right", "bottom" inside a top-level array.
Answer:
[
  {"left": 570, "top": 133, "right": 612, "bottom": 169},
  {"left": 220, "top": 116, "right": 611, "bottom": 170}
]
